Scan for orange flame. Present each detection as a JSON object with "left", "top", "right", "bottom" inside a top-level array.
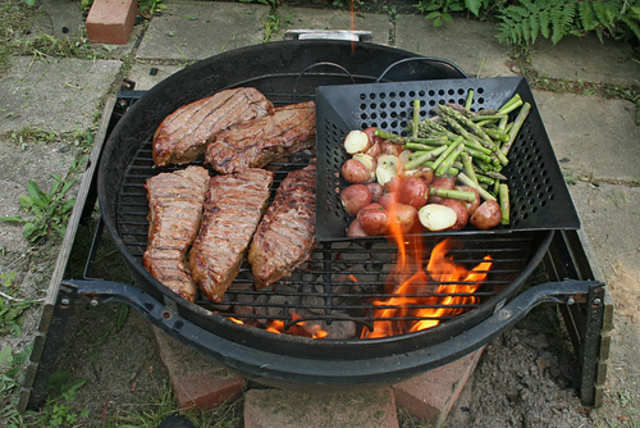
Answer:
[
  {"left": 362, "top": 221, "right": 493, "bottom": 338},
  {"left": 258, "top": 312, "right": 329, "bottom": 339}
]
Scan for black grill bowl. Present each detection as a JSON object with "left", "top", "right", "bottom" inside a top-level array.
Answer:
[
  {"left": 315, "top": 77, "right": 580, "bottom": 241},
  {"left": 97, "top": 40, "right": 556, "bottom": 385}
]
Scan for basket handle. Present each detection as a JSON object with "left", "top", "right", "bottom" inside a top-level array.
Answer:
[
  {"left": 294, "top": 61, "right": 356, "bottom": 93},
  {"left": 376, "top": 57, "right": 468, "bottom": 83}
]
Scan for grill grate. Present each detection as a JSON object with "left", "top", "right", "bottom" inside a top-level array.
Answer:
[{"left": 116, "top": 137, "right": 543, "bottom": 336}]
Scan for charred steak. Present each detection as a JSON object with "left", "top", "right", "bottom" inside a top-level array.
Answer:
[
  {"left": 204, "top": 100, "right": 316, "bottom": 174},
  {"left": 143, "top": 166, "right": 210, "bottom": 302},
  {"left": 152, "top": 87, "right": 273, "bottom": 167},
  {"left": 190, "top": 168, "right": 274, "bottom": 302},
  {"left": 248, "top": 164, "right": 316, "bottom": 288}
]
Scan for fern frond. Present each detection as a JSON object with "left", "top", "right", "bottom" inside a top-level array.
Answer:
[
  {"left": 540, "top": 9, "right": 551, "bottom": 39},
  {"left": 529, "top": 13, "right": 539, "bottom": 43},
  {"left": 579, "top": 1, "right": 597, "bottom": 31}
]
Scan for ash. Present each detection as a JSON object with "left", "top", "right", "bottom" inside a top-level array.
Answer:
[{"left": 448, "top": 305, "right": 593, "bottom": 427}]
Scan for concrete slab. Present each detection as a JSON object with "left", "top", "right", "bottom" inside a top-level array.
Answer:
[
  {"left": 567, "top": 181, "right": 640, "bottom": 314},
  {"left": 243, "top": 387, "right": 398, "bottom": 428},
  {"left": 126, "top": 62, "right": 184, "bottom": 91},
  {"left": 0, "top": 56, "right": 121, "bottom": 135},
  {"left": 136, "top": 1, "right": 269, "bottom": 61},
  {"left": 394, "top": 15, "right": 515, "bottom": 78},
  {"left": 31, "top": 0, "right": 86, "bottom": 40},
  {"left": 533, "top": 89, "right": 640, "bottom": 182},
  {"left": 276, "top": 6, "right": 390, "bottom": 45},
  {"left": 530, "top": 34, "right": 640, "bottom": 87},
  {"left": 0, "top": 138, "right": 75, "bottom": 253}
]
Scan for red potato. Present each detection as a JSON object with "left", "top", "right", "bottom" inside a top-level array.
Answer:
[
  {"left": 418, "top": 204, "right": 457, "bottom": 232},
  {"left": 357, "top": 203, "right": 389, "bottom": 236},
  {"left": 413, "top": 166, "right": 434, "bottom": 185},
  {"left": 440, "top": 199, "right": 469, "bottom": 231},
  {"left": 456, "top": 185, "right": 480, "bottom": 215},
  {"left": 363, "top": 127, "right": 384, "bottom": 146},
  {"left": 428, "top": 176, "right": 456, "bottom": 204},
  {"left": 383, "top": 176, "right": 403, "bottom": 194},
  {"left": 366, "top": 183, "right": 384, "bottom": 202},
  {"left": 470, "top": 200, "right": 501, "bottom": 230},
  {"left": 352, "top": 153, "right": 376, "bottom": 182},
  {"left": 388, "top": 203, "right": 418, "bottom": 234},
  {"left": 399, "top": 177, "right": 429, "bottom": 209},
  {"left": 365, "top": 142, "right": 382, "bottom": 159},
  {"left": 378, "top": 192, "right": 398, "bottom": 210},
  {"left": 344, "top": 130, "right": 371, "bottom": 154},
  {"left": 341, "top": 159, "right": 371, "bottom": 184},
  {"left": 380, "top": 141, "right": 403, "bottom": 157},
  {"left": 340, "top": 184, "right": 372, "bottom": 216},
  {"left": 346, "top": 219, "right": 368, "bottom": 237}
]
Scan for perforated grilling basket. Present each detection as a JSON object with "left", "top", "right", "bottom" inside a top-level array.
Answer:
[{"left": 315, "top": 76, "right": 580, "bottom": 241}]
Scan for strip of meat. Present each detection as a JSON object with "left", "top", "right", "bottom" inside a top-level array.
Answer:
[
  {"left": 152, "top": 87, "right": 274, "bottom": 167},
  {"left": 205, "top": 100, "right": 315, "bottom": 174},
  {"left": 190, "top": 168, "right": 274, "bottom": 302},
  {"left": 248, "top": 164, "right": 316, "bottom": 288},
  {"left": 143, "top": 166, "right": 210, "bottom": 302}
]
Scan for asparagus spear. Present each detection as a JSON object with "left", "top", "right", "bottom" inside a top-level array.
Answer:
[
  {"left": 436, "top": 141, "right": 464, "bottom": 177},
  {"left": 465, "top": 89, "right": 474, "bottom": 110},
  {"left": 458, "top": 172, "right": 497, "bottom": 201},
  {"left": 462, "top": 152, "right": 479, "bottom": 186},
  {"left": 412, "top": 99, "right": 420, "bottom": 138},
  {"left": 403, "top": 145, "right": 447, "bottom": 170},
  {"left": 439, "top": 104, "right": 497, "bottom": 149},
  {"left": 432, "top": 137, "right": 462, "bottom": 172},
  {"left": 502, "top": 102, "right": 531, "bottom": 155},
  {"left": 499, "top": 183, "right": 510, "bottom": 225},
  {"left": 430, "top": 187, "right": 477, "bottom": 202}
]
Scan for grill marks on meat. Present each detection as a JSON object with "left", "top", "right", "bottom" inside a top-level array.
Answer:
[
  {"left": 143, "top": 166, "right": 210, "bottom": 302},
  {"left": 205, "top": 101, "right": 316, "bottom": 174},
  {"left": 152, "top": 87, "right": 274, "bottom": 167},
  {"left": 248, "top": 164, "right": 316, "bottom": 288},
  {"left": 190, "top": 168, "right": 274, "bottom": 302}
]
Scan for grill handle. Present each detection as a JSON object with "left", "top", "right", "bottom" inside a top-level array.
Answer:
[
  {"left": 60, "top": 278, "right": 603, "bottom": 385},
  {"left": 375, "top": 56, "right": 468, "bottom": 82}
]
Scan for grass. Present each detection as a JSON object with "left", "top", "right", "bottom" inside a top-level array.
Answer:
[
  {"left": 9, "top": 126, "right": 95, "bottom": 154},
  {"left": 0, "top": 271, "right": 43, "bottom": 336}
]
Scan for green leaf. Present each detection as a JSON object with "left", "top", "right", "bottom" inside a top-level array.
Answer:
[
  {"left": 540, "top": 10, "right": 551, "bottom": 39},
  {"left": 0, "top": 346, "right": 13, "bottom": 368},
  {"left": 465, "top": 0, "right": 481, "bottom": 16},
  {"left": 0, "top": 217, "right": 27, "bottom": 224},
  {"left": 18, "top": 194, "right": 32, "bottom": 210},
  {"left": 621, "top": 16, "right": 640, "bottom": 42},
  {"left": 425, "top": 11, "right": 440, "bottom": 20}
]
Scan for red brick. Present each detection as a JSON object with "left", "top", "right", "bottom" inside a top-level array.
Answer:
[
  {"left": 393, "top": 347, "right": 485, "bottom": 427},
  {"left": 86, "top": 0, "right": 137, "bottom": 44},
  {"left": 152, "top": 327, "right": 246, "bottom": 410},
  {"left": 244, "top": 387, "right": 398, "bottom": 428}
]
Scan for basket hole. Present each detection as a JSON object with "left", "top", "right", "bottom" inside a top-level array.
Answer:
[
  {"left": 400, "top": 121, "right": 407, "bottom": 128},
  {"left": 399, "top": 91, "right": 406, "bottom": 97},
  {"left": 370, "top": 103, "right": 377, "bottom": 109},
  {"left": 360, "top": 103, "right": 366, "bottom": 110},
  {"left": 438, "top": 89, "right": 445, "bottom": 96},
  {"left": 380, "top": 92, "right": 386, "bottom": 99},
  {"left": 369, "top": 93, "right": 376, "bottom": 99},
  {"left": 477, "top": 87, "right": 484, "bottom": 94},
  {"left": 359, "top": 93, "right": 365, "bottom": 100},
  {"left": 428, "top": 90, "right": 435, "bottom": 96},
  {"left": 380, "top": 112, "right": 387, "bottom": 119},
  {"left": 438, "top": 99, "right": 445, "bottom": 105},
  {"left": 361, "top": 113, "right": 367, "bottom": 120},
  {"left": 380, "top": 102, "right": 387, "bottom": 109},
  {"left": 409, "top": 91, "right": 416, "bottom": 97},
  {"left": 448, "top": 99, "right": 455, "bottom": 104},
  {"left": 400, "top": 101, "right": 406, "bottom": 108},
  {"left": 391, "top": 121, "right": 398, "bottom": 128},
  {"left": 419, "top": 90, "right": 426, "bottom": 97},
  {"left": 390, "top": 101, "right": 397, "bottom": 108},
  {"left": 458, "top": 98, "right": 465, "bottom": 105},
  {"left": 448, "top": 89, "right": 455, "bottom": 95},
  {"left": 381, "top": 121, "right": 388, "bottom": 128},
  {"left": 478, "top": 97, "right": 485, "bottom": 104},
  {"left": 458, "top": 88, "right": 465, "bottom": 95},
  {"left": 429, "top": 100, "right": 436, "bottom": 106},
  {"left": 390, "top": 92, "right": 396, "bottom": 98}
]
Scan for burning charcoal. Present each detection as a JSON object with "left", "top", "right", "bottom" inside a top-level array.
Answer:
[
  {"left": 301, "top": 294, "right": 326, "bottom": 315},
  {"left": 322, "top": 320, "right": 357, "bottom": 339},
  {"left": 233, "top": 291, "right": 258, "bottom": 319}
]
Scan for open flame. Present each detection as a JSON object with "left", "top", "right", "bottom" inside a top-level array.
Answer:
[
  {"left": 361, "top": 187, "right": 494, "bottom": 338},
  {"left": 229, "top": 312, "right": 328, "bottom": 339}
]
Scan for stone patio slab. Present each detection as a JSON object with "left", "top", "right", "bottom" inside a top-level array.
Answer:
[
  {"left": 126, "top": 62, "right": 185, "bottom": 91},
  {"left": 136, "top": 1, "right": 269, "bottom": 61},
  {"left": 530, "top": 34, "right": 640, "bottom": 87},
  {"left": 394, "top": 15, "right": 515, "bottom": 78},
  {"left": 0, "top": 57, "right": 121, "bottom": 135},
  {"left": 567, "top": 182, "right": 640, "bottom": 309},
  {"left": 276, "top": 6, "right": 390, "bottom": 45},
  {"left": 0, "top": 138, "right": 75, "bottom": 253},
  {"left": 532, "top": 89, "right": 640, "bottom": 182}
]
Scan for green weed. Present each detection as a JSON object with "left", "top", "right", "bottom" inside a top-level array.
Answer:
[
  {"left": 24, "top": 371, "right": 89, "bottom": 427},
  {"left": 0, "top": 271, "right": 42, "bottom": 336},
  {"left": 0, "top": 344, "right": 31, "bottom": 427},
  {"left": 0, "top": 158, "right": 83, "bottom": 243},
  {"left": 262, "top": 10, "right": 281, "bottom": 41}
]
